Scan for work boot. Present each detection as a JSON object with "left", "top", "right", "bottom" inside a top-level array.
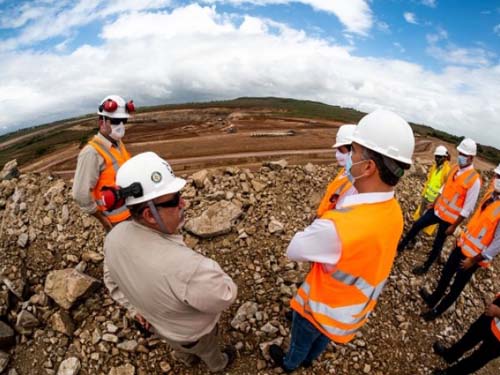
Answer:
[
  {"left": 269, "top": 344, "right": 292, "bottom": 373},
  {"left": 419, "top": 288, "right": 438, "bottom": 308},
  {"left": 412, "top": 264, "right": 429, "bottom": 275},
  {"left": 432, "top": 342, "right": 455, "bottom": 364},
  {"left": 421, "top": 308, "right": 440, "bottom": 322}
]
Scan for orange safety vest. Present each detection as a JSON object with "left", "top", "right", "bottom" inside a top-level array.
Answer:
[
  {"left": 458, "top": 190, "right": 500, "bottom": 267},
  {"left": 88, "top": 136, "right": 131, "bottom": 223},
  {"left": 291, "top": 197, "right": 403, "bottom": 343},
  {"left": 491, "top": 294, "right": 500, "bottom": 341},
  {"left": 434, "top": 165, "right": 481, "bottom": 224},
  {"left": 316, "top": 168, "right": 353, "bottom": 217}
]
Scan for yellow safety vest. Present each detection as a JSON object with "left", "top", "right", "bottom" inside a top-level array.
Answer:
[{"left": 423, "top": 161, "right": 450, "bottom": 203}]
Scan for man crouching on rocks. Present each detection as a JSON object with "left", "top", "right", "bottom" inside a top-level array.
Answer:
[{"left": 103, "top": 152, "right": 237, "bottom": 372}]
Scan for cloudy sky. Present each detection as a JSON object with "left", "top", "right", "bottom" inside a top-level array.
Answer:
[{"left": 0, "top": 0, "right": 499, "bottom": 147}]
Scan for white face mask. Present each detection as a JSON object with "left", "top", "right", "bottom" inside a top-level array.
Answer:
[
  {"left": 110, "top": 123, "right": 125, "bottom": 141},
  {"left": 494, "top": 178, "right": 500, "bottom": 193},
  {"left": 335, "top": 150, "right": 348, "bottom": 167}
]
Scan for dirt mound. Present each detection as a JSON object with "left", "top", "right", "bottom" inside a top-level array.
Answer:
[{"left": 0, "top": 163, "right": 499, "bottom": 374}]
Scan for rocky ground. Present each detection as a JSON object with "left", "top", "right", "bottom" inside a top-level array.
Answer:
[{"left": 0, "top": 159, "right": 499, "bottom": 375}]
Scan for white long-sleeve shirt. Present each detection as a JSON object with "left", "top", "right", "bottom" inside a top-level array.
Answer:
[
  {"left": 482, "top": 193, "right": 500, "bottom": 260},
  {"left": 286, "top": 191, "right": 395, "bottom": 265}
]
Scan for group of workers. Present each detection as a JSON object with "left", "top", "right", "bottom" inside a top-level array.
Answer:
[{"left": 72, "top": 95, "right": 500, "bottom": 374}]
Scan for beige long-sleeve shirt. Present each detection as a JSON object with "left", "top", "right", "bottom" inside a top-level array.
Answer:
[
  {"left": 104, "top": 220, "right": 238, "bottom": 342},
  {"left": 72, "top": 133, "right": 115, "bottom": 214}
]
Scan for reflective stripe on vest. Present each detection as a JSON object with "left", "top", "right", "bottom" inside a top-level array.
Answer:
[
  {"left": 90, "top": 138, "right": 121, "bottom": 172},
  {"left": 435, "top": 166, "right": 480, "bottom": 224},
  {"left": 491, "top": 318, "right": 500, "bottom": 341}
]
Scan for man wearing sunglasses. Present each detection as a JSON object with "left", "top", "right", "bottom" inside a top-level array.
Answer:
[
  {"left": 72, "top": 94, "right": 135, "bottom": 231},
  {"left": 104, "top": 152, "right": 237, "bottom": 372}
]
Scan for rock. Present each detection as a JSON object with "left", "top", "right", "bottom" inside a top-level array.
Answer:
[
  {"left": 81, "top": 251, "right": 104, "bottom": 263},
  {"left": 259, "top": 338, "right": 283, "bottom": 360},
  {"left": 29, "top": 291, "right": 48, "bottom": 307},
  {"left": 185, "top": 201, "right": 243, "bottom": 238},
  {"left": 260, "top": 322, "right": 278, "bottom": 334},
  {"left": 15, "top": 310, "right": 39, "bottom": 334},
  {"left": 0, "top": 351, "right": 9, "bottom": 373},
  {"left": 50, "top": 311, "right": 75, "bottom": 336},
  {"left": 268, "top": 218, "right": 284, "bottom": 234},
  {"left": 0, "top": 321, "right": 15, "bottom": 349},
  {"left": 363, "top": 364, "right": 371, "bottom": 373},
  {"left": 2, "top": 277, "right": 25, "bottom": 300},
  {"left": 17, "top": 233, "right": 29, "bottom": 248},
  {"left": 0, "top": 160, "right": 20, "bottom": 181},
  {"left": 106, "top": 323, "right": 118, "bottom": 333},
  {"left": 231, "top": 301, "right": 258, "bottom": 329},
  {"left": 159, "top": 361, "right": 171, "bottom": 373},
  {"left": 117, "top": 340, "right": 138, "bottom": 352},
  {"left": 108, "top": 364, "right": 135, "bottom": 375},
  {"left": 251, "top": 180, "right": 266, "bottom": 193},
  {"left": 191, "top": 169, "right": 208, "bottom": 189},
  {"left": 57, "top": 357, "right": 80, "bottom": 375},
  {"left": 303, "top": 163, "right": 316, "bottom": 174},
  {"left": 0, "top": 290, "right": 9, "bottom": 316},
  {"left": 44, "top": 269, "right": 100, "bottom": 309},
  {"left": 265, "top": 159, "right": 288, "bottom": 171},
  {"left": 102, "top": 334, "right": 118, "bottom": 343}
]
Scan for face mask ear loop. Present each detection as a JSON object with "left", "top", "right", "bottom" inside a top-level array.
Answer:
[{"left": 147, "top": 201, "right": 170, "bottom": 234}]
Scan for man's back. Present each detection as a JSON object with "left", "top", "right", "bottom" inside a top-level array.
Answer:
[{"left": 104, "top": 220, "right": 237, "bottom": 342}]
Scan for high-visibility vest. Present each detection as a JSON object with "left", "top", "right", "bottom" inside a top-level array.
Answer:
[
  {"left": 434, "top": 165, "right": 481, "bottom": 224},
  {"left": 88, "top": 136, "right": 131, "bottom": 223},
  {"left": 491, "top": 295, "right": 500, "bottom": 341},
  {"left": 316, "top": 168, "right": 353, "bottom": 217},
  {"left": 423, "top": 161, "right": 450, "bottom": 203},
  {"left": 291, "top": 197, "right": 403, "bottom": 343},
  {"left": 458, "top": 190, "right": 500, "bottom": 267}
]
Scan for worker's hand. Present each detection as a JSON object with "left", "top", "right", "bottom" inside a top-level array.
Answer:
[
  {"left": 445, "top": 225, "right": 456, "bottom": 236},
  {"left": 485, "top": 304, "right": 500, "bottom": 318},
  {"left": 460, "top": 258, "right": 475, "bottom": 270},
  {"left": 135, "top": 314, "right": 151, "bottom": 331},
  {"left": 93, "top": 211, "right": 113, "bottom": 232}
]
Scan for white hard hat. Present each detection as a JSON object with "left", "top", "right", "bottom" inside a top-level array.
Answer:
[
  {"left": 332, "top": 124, "right": 356, "bottom": 148},
  {"left": 456, "top": 138, "right": 477, "bottom": 156},
  {"left": 97, "top": 95, "right": 135, "bottom": 119},
  {"left": 434, "top": 145, "right": 448, "bottom": 156},
  {"left": 494, "top": 163, "right": 500, "bottom": 175},
  {"left": 116, "top": 152, "right": 186, "bottom": 206},
  {"left": 349, "top": 109, "right": 415, "bottom": 165}
]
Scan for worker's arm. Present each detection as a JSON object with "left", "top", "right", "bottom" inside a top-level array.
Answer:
[
  {"left": 286, "top": 219, "right": 341, "bottom": 265},
  {"left": 72, "top": 147, "right": 112, "bottom": 231}
]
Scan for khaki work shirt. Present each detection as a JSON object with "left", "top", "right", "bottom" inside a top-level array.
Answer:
[
  {"left": 72, "top": 133, "right": 118, "bottom": 214},
  {"left": 104, "top": 220, "right": 238, "bottom": 342}
]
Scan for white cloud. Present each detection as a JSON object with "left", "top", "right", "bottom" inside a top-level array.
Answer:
[
  {"left": 200, "top": 0, "right": 373, "bottom": 35},
  {"left": 420, "top": 0, "right": 436, "bottom": 8},
  {"left": 494, "top": 24, "right": 500, "bottom": 36},
  {"left": 0, "top": 4, "right": 499, "bottom": 148},
  {"left": 403, "top": 12, "right": 418, "bottom": 25},
  {"left": 393, "top": 42, "right": 405, "bottom": 53}
]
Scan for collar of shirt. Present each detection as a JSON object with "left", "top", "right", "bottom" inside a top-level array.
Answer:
[
  {"left": 338, "top": 191, "right": 395, "bottom": 209},
  {"left": 131, "top": 220, "right": 186, "bottom": 246},
  {"left": 456, "top": 164, "right": 473, "bottom": 175},
  {"left": 96, "top": 132, "right": 119, "bottom": 149}
]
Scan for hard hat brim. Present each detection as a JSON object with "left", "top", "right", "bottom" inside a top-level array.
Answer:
[
  {"left": 332, "top": 141, "right": 352, "bottom": 149},
  {"left": 456, "top": 145, "right": 476, "bottom": 156},
  {"left": 97, "top": 110, "right": 131, "bottom": 119}
]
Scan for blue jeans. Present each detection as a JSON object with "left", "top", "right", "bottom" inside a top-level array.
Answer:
[{"left": 283, "top": 311, "right": 331, "bottom": 370}]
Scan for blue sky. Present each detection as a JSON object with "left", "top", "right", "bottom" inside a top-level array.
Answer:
[{"left": 0, "top": 0, "right": 499, "bottom": 147}]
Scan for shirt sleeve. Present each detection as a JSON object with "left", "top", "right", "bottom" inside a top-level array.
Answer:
[
  {"left": 286, "top": 219, "right": 342, "bottom": 265},
  {"left": 72, "top": 146, "right": 102, "bottom": 214},
  {"left": 103, "top": 260, "right": 137, "bottom": 316},
  {"left": 482, "top": 221, "right": 500, "bottom": 260},
  {"left": 460, "top": 178, "right": 481, "bottom": 218},
  {"left": 184, "top": 258, "right": 238, "bottom": 314}
]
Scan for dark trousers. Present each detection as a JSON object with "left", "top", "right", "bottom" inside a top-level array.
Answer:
[
  {"left": 283, "top": 311, "right": 331, "bottom": 370},
  {"left": 444, "top": 299, "right": 500, "bottom": 374},
  {"left": 430, "top": 246, "right": 479, "bottom": 315},
  {"left": 399, "top": 208, "right": 451, "bottom": 270}
]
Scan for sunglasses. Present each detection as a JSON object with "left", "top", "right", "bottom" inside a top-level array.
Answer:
[
  {"left": 109, "top": 118, "right": 128, "bottom": 125},
  {"left": 155, "top": 192, "right": 181, "bottom": 209}
]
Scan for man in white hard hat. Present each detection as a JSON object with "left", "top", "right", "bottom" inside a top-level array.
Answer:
[
  {"left": 72, "top": 95, "right": 135, "bottom": 230},
  {"left": 269, "top": 110, "right": 414, "bottom": 372},
  {"left": 419, "top": 163, "right": 500, "bottom": 321},
  {"left": 398, "top": 138, "right": 481, "bottom": 275},
  {"left": 103, "top": 152, "right": 237, "bottom": 372},
  {"left": 411, "top": 145, "right": 451, "bottom": 236},
  {"left": 316, "top": 124, "right": 358, "bottom": 217}
]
